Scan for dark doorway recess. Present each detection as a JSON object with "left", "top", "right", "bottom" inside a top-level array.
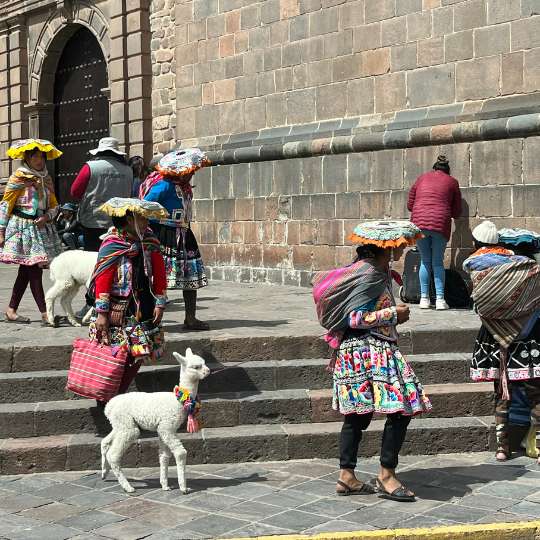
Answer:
[{"left": 53, "top": 27, "right": 109, "bottom": 201}]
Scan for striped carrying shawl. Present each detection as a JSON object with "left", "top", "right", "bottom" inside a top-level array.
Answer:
[
  {"left": 471, "top": 258, "right": 540, "bottom": 348},
  {"left": 312, "top": 260, "right": 388, "bottom": 334}
]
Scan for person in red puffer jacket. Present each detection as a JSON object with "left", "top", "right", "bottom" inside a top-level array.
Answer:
[{"left": 407, "top": 155, "right": 462, "bottom": 311}]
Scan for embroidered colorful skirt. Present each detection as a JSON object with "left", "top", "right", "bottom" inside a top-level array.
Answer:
[
  {"left": 0, "top": 215, "right": 62, "bottom": 266},
  {"left": 333, "top": 334, "right": 432, "bottom": 416},
  {"left": 471, "top": 324, "right": 540, "bottom": 382},
  {"left": 151, "top": 223, "right": 208, "bottom": 290}
]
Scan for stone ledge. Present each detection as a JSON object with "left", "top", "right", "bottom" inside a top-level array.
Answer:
[
  {"left": 0, "top": 416, "right": 495, "bottom": 474},
  {"left": 203, "top": 112, "right": 540, "bottom": 166}
]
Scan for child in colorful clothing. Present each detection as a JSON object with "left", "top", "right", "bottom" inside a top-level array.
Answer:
[
  {"left": 314, "top": 221, "right": 431, "bottom": 503},
  {"left": 87, "top": 198, "right": 168, "bottom": 405},
  {"left": 141, "top": 149, "right": 210, "bottom": 331},
  {"left": 0, "top": 139, "right": 63, "bottom": 325}
]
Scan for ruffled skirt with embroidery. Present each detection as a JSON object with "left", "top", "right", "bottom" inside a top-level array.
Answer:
[
  {"left": 0, "top": 215, "right": 62, "bottom": 266},
  {"left": 333, "top": 334, "right": 432, "bottom": 416}
]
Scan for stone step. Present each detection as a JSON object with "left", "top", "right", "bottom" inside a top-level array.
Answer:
[
  {"left": 0, "top": 353, "right": 472, "bottom": 403},
  {"left": 0, "top": 326, "right": 478, "bottom": 373},
  {"left": 0, "top": 416, "right": 495, "bottom": 475},
  {"left": 0, "top": 383, "right": 493, "bottom": 438}
]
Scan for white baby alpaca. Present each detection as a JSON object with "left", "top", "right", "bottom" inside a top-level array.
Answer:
[
  {"left": 46, "top": 250, "right": 98, "bottom": 326},
  {"left": 101, "top": 348, "right": 210, "bottom": 493}
]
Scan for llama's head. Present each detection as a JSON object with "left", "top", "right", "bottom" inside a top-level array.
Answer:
[{"left": 173, "top": 348, "right": 210, "bottom": 382}]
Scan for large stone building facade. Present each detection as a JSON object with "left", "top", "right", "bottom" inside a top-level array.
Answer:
[{"left": 2, "top": 0, "right": 540, "bottom": 284}]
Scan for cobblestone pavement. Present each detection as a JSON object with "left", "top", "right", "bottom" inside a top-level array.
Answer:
[
  {"left": 0, "top": 452, "right": 539, "bottom": 539},
  {"left": 0, "top": 264, "right": 479, "bottom": 348}
]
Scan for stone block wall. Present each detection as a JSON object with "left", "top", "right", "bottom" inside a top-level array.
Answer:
[
  {"left": 191, "top": 135, "right": 540, "bottom": 285},
  {"left": 151, "top": 0, "right": 177, "bottom": 155},
  {"left": 166, "top": 0, "right": 540, "bottom": 285},
  {"left": 173, "top": 0, "right": 540, "bottom": 144},
  {"left": 0, "top": 17, "right": 28, "bottom": 187}
]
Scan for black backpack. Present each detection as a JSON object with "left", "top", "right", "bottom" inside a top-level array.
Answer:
[{"left": 400, "top": 248, "right": 472, "bottom": 309}]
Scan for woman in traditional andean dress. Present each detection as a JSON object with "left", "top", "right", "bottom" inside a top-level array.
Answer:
[{"left": 0, "top": 139, "right": 62, "bottom": 325}]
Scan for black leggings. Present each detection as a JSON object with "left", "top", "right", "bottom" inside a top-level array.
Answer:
[
  {"left": 340, "top": 413, "right": 411, "bottom": 470},
  {"left": 9, "top": 264, "right": 46, "bottom": 313}
]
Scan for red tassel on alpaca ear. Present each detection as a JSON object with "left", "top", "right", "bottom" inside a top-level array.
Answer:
[{"left": 187, "top": 414, "right": 200, "bottom": 433}]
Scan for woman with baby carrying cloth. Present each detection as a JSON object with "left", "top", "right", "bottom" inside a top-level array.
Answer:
[
  {"left": 313, "top": 221, "right": 432, "bottom": 502},
  {"left": 85, "top": 198, "right": 168, "bottom": 408}
]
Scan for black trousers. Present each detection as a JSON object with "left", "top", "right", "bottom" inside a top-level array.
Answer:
[
  {"left": 340, "top": 413, "right": 411, "bottom": 470},
  {"left": 83, "top": 227, "right": 108, "bottom": 252}
]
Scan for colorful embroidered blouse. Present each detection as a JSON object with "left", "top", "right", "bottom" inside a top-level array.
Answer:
[
  {"left": 348, "top": 287, "right": 398, "bottom": 342},
  {"left": 144, "top": 179, "right": 191, "bottom": 227},
  {"left": 0, "top": 170, "right": 58, "bottom": 230}
]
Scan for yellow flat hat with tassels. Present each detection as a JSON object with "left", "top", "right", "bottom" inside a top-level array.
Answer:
[
  {"left": 7, "top": 139, "right": 63, "bottom": 160},
  {"left": 99, "top": 198, "right": 169, "bottom": 220}
]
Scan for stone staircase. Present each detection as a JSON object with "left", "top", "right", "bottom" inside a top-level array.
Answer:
[{"left": 0, "top": 326, "right": 494, "bottom": 475}]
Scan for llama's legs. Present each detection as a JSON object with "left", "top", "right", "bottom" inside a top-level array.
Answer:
[
  {"left": 61, "top": 285, "right": 81, "bottom": 327},
  {"left": 106, "top": 427, "right": 140, "bottom": 493},
  {"left": 101, "top": 431, "right": 114, "bottom": 480},
  {"left": 45, "top": 280, "right": 66, "bottom": 325},
  {"left": 158, "top": 438, "right": 173, "bottom": 491},
  {"left": 159, "top": 430, "right": 188, "bottom": 493}
]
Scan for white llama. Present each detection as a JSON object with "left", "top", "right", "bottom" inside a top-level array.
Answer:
[
  {"left": 101, "top": 348, "right": 210, "bottom": 493},
  {"left": 46, "top": 250, "right": 98, "bottom": 326}
]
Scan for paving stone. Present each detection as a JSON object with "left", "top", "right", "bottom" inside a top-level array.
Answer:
[
  {"left": 183, "top": 513, "right": 249, "bottom": 537},
  {"left": 506, "top": 500, "right": 540, "bottom": 518},
  {"left": 6, "top": 523, "right": 81, "bottom": 540},
  {"left": 214, "top": 481, "right": 276, "bottom": 500},
  {"left": 139, "top": 503, "right": 207, "bottom": 527},
  {"left": 57, "top": 510, "right": 126, "bottom": 532},
  {"left": 289, "top": 479, "right": 337, "bottom": 497},
  {"left": 179, "top": 492, "right": 245, "bottom": 512},
  {"left": 296, "top": 497, "right": 363, "bottom": 518},
  {"left": 63, "top": 491, "right": 127, "bottom": 511},
  {"left": 458, "top": 493, "right": 517, "bottom": 511},
  {"left": 34, "top": 483, "right": 92, "bottom": 501},
  {"left": 0, "top": 513, "right": 43, "bottom": 534},
  {"left": 252, "top": 488, "right": 321, "bottom": 509},
  {"left": 422, "top": 503, "right": 492, "bottom": 523},
  {"left": 304, "top": 519, "right": 376, "bottom": 534},
  {"left": 222, "top": 522, "right": 293, "bottom": 538},
  {"left": 0, "top": 493, "right": 54, "bottom": 513},
  {"left": 477, "top": 480, "right": 540, "bottom": 500},
  {"left": 399, "top": 515, "right": 457, "bottom": 528},
  {"left": 20, "top": 501, "right": 85, "bottom": 523},
  {"left": 144, "top": 528, "right": 208, "bottom": 540},
  {"left": 93, "top": 518, "right": 162, "bottom": 540},
  {"left": 6, "top": 476, "right": 60, "bottom": 493},
  {"left": 219, "top": 500, "right": 284, "bottom": 521},
  {"left": 260, "top": 508, "right": 328, "bottom": 530}
]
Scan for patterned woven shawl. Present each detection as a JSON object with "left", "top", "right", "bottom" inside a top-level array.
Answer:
[
  {"left": 312, "top": 260, "right": 388, "bottom": 333},
  {"left": 471, "top": 259, "right": 540, "bottom": 348}
]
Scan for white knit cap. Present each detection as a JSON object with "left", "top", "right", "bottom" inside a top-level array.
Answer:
[{"left": 472, "top": 221, "right": 499, "bottom": 245}]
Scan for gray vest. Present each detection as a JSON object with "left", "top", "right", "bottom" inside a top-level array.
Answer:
[{"left": 78, "top": 158, "right": 133, "bottom": 229}]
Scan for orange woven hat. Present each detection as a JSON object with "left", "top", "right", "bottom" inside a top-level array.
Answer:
[{"left": 349, "top": 220, "right": 422, "bottom": 248}]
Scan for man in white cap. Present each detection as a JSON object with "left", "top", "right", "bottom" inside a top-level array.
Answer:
[{"left": 71, "top": 137, "right": 133, "bottom": 251}]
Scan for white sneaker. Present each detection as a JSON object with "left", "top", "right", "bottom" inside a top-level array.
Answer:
[
  {"left": 436, "top": 299, "right": 449, "bottom": 311},
  {"left": 419, "top": 297, "right": 431, "bottom": 309}
]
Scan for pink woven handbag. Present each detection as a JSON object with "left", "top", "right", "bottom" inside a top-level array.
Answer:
[{"left": 66, "top": 338, "right": 128, "bottom": 401}]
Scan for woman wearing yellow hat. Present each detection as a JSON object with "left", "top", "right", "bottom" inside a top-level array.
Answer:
[{"left": 0, "top": 139, "right": 63, "bottom": 324}]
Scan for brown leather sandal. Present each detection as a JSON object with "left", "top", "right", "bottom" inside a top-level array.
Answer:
[{"left": 336, "top": 479, "right": 376, "bottom": 496}]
